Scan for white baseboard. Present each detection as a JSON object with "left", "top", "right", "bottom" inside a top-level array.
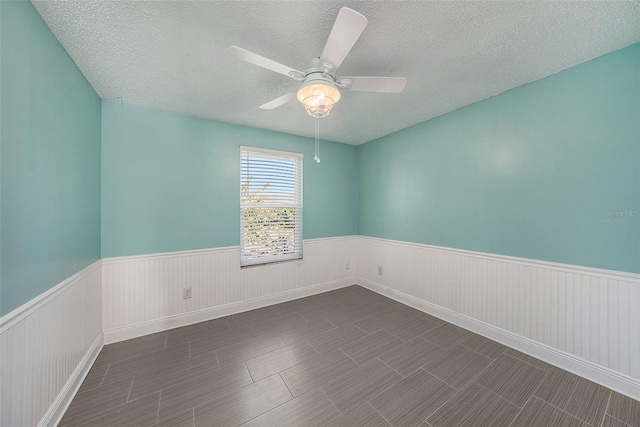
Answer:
[
  {"left": 104, "top": 277, "right": 356, "bottom": 344},
  {"left": 358, "top": 277, "right": 640, "bottom": 401},
  {"left": 38, "top": 333, "right": 103, "bottom": 427}
]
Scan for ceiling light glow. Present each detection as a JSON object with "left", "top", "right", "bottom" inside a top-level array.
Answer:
[{"left": 296, "top": 82, "right": 341, "bottom": 118}]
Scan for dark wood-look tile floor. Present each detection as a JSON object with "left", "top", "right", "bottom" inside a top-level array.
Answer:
[{"left": 61, "top": 285, "right": 639, "bottom": 427}]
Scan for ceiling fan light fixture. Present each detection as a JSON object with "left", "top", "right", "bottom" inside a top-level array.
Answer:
[{"left": 296, "top": 82, "right": 341, "bottom": 118}]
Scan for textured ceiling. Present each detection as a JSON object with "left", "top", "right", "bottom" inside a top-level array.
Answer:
[{"left": 32, "top": 1, "right": 640, "bottom": 145}]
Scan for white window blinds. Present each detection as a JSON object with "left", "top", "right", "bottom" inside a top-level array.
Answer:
[{"left": 240, "top": 147, "right": 303, "bottom": 266}]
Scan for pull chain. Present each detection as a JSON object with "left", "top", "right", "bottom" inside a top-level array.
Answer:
[{"left": 314, "top": 115, "right": 321, "bottom": 163}]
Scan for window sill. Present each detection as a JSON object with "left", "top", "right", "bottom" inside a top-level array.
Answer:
[{"left": 240, "top": 257, "right": 303, "bottom": 269}]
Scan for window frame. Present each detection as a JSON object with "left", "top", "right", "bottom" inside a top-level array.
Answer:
[{"left": 240, "top": 146, "right": 303, "bottom": 267}]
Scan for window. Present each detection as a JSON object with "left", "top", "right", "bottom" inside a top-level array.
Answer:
[{"left": 240, "top": 147, "right": 303, "bottom": 266}]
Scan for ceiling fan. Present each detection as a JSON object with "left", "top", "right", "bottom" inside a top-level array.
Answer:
[{"left": 229, "top": 7, "right": 407, "bottom": 119}]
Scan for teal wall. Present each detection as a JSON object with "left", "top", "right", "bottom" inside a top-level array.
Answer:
[
  {"left": 358, "top": 43, "right": 640, "bottom": 273},
  {"left": 0, "top": 1, "right": 102, "bottom": 315},
  {"left": 101, "top": 102, "right": 357, "bottom": 257},
  {"left": 1, "top": 1, "right": 636, "bottom": 316}
]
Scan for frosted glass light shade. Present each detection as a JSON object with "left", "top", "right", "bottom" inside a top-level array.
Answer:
[{"left": 296, "top": 83, "right": 341, "bottom": 118}]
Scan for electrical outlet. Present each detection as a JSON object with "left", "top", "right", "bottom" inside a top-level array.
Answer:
[
  {"left": 183, "top": 287, "right": 192, "bottom": 299},
  {"left": 346, "top": 261, "right": 350, "bottom": 270},
  {"left": 378, "top": 266, "right": 383, "bottom": 275}
]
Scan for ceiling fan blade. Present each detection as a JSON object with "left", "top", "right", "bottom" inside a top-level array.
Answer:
[
  {"left": 229, "top": 46, "right": 303, "bottom": 79},
  {"left": 319, "top": 8, "right": 368, "bottom": 72},
  {"left": 259, "top": 92, "right": 295, "bottom": 110},
  {"left": 339, "top": 76, "right": 407, "bottom": 93}
]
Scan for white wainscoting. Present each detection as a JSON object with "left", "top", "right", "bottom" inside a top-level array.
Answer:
[
  {"left": 357, "top": 236, "right": 640, "bottom": 399},
  {"left": 102, "top": 236, "right": 357, "bottom": 343},
  {"left": 6, "top": 235, "right": 636, "bottom": 425},
  {"left": 0, "top": 261, "right": 103, "bottom": 427}
]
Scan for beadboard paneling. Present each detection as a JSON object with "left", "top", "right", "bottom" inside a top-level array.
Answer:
[
  {"left": 357, "top": 236, "right": 640, "bottom": 398},
  {"left": 0, "top": 261, "right": 102, "bottom": 427},
  {"left": 102, "top": 236, "right": 357, "bottom": 340}
]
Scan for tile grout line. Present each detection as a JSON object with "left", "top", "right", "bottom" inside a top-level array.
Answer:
[
  {"left": 322, "top": 352, "right": 404, "bottom": 417},
  {"left": 98, "top": 363, "right": 111, "bottom": 388},
  {"left": 508, "top": 398, "right": 532, "bottom": 427},
  {"left": 376, "top": 357, "right": 406, "bottom": 379},
  {"left": 125, "top": 377, "right": 134, "bottom": 403},
  {"left": 245, "top": 361, "right": 256, "bottom": 383},
  {"left": 460, "top": 345, "right": 495, "bottom": 364},
  {"left": 384, "top": 327, "right": 410, "bottom": 343},
  {"left": 423, "top": 395, "right": 460, "bottom": 426},
  {"left": 372, "top": 405, "right": 394, "bottom": 426},
  {"left": 243, "top": 361, "right": 255, "bottom": 383},
  {"left": 364, "top": 368, "right": 416, "bottom": 417},
  {"left": 155, "top": 390, "right": 162, "bottom": 424},
  {"left": 449, "top": 349, "right": 499, "bottom": 390},
  {"left": 502, "top": 350, "right": 551, "bottom": 372},
  {"left": 400, "top": 365, "right": 425, "bottom": 378},
  {"left": 606, "top": 414, "right": 634, "bottom": 427},
  {"left": 321, "top": 385, "right": 347, "bottom": 417},
  {"left": 350, "top": 322, "right": 370, "bottom": 335},
  {"left": 471, "top": 380, "right": 523, "bottom": 408},
  {"left": 323, "top": 316, "right": 339, "bottom": 329},
  {"left": 530, "top": 369, "right": 581, "bottom": 418},
  {"left": 418, "top": 335, "right": 449, "bottom": 351},
  {"left": 277, "top": 372, "right": 295, "bottom": 400},
  {"left": 508, "top": 364, "right": 551, "bottom": 427},
  {"left": 417, "top": 371, "right": 463, "bottom": 425},
  {"left": 319, "top": 386, "right": 343, "bottom": 416},
  {"left": 227, "top": 375, "right": 299, "bottom": 425},
  {"left": 530, "top": 396, "right": 596, "bottom": 426},
  {"left": 337, "top": 347, "right": 360, "bottom": 366},
  {"left": 304, "top": 338, "right": 322, "bottom": 356},
  {"left": 205, "top": 374, "right": 296, "bottom": 426},
  {"left": 418, "top": 367, "right": 460, "bottom": 394},
  {"left": 416, "top": 335, "right": 437, "bottom": 346},
  {"left": 599, "top": 390, "right": 613, "bottom": 427},
  {"left": 422, "top": 362, "right": 481, "bottom": 393},
  {"left": 528, "top": 367, "right": 600, "bottom": 426},
  {"left": 459, "top": 341, "right": 505, "bottom": 360}
]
